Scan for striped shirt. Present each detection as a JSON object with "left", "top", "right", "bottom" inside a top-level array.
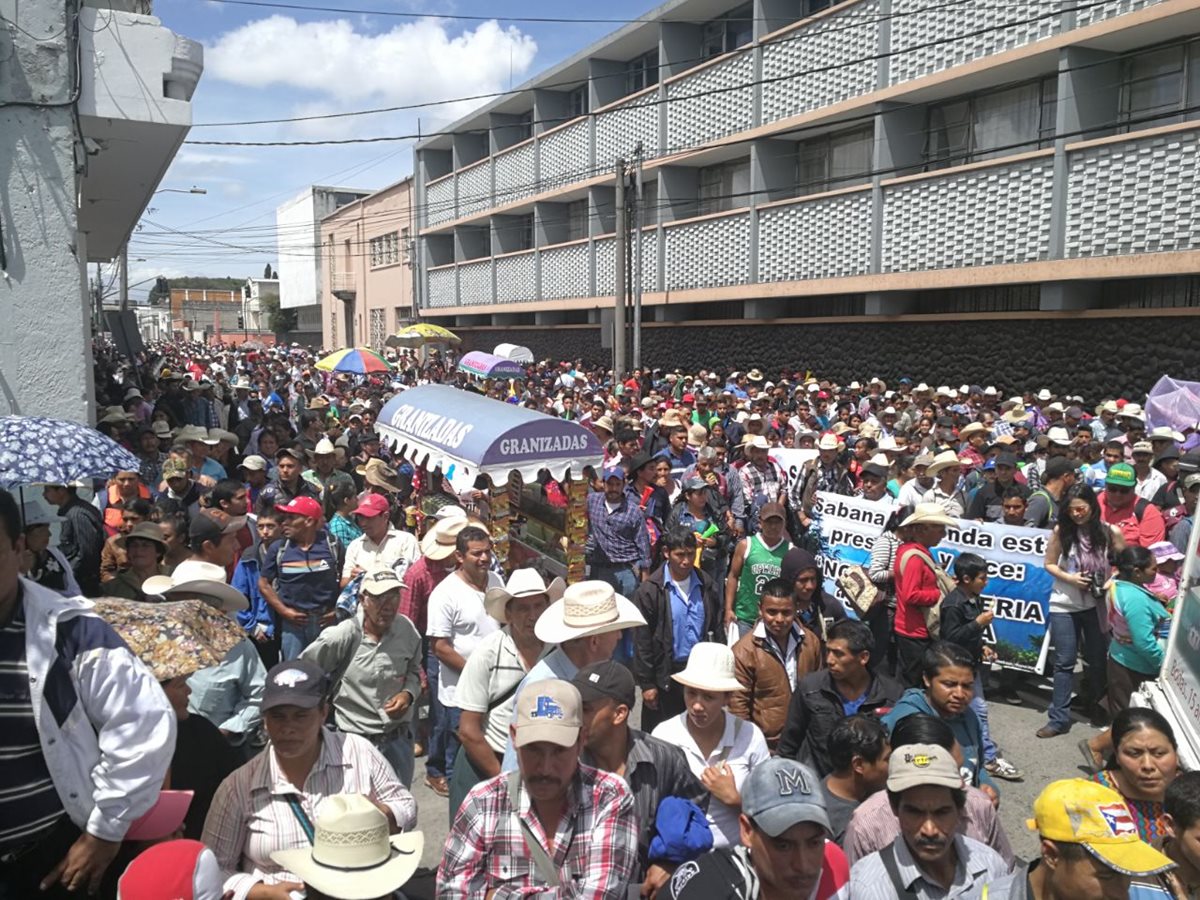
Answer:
[
  {"left": 201, "top": 729, "right": 417, "bottom": 900},
  {"left": 0, "top": 602, "right": 64, "bottom": 850}
]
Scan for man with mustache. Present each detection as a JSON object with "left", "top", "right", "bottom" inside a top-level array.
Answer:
[{"left": 848, "top": 743, "right": 1009, "bottom": 899}]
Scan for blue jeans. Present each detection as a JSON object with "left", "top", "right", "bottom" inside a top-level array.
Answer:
[
  {"left": 1047, "top": 609, "right": 1108, "bottom": 731},
  {"left": 280, "top": 614, "right": 323, "bottom": 661},
  {"left": 425, "top": 648, "right": 461, "bottom": 780},
  {"left": 378, "top": 725, "right": 415, "bottom": 788},
  {"left": 592, "top": 563, "right": 639, "bottom": 665},
  {"left": 971, "top": 670, "right": 997, "bottom": 763}
]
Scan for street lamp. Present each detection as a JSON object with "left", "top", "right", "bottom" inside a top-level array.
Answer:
[
  {"left": 121, "top": 187, "right": 206, "bottom": 311},
  {"left": 153, "top": 186, "right": 207, "bottom": 195}
]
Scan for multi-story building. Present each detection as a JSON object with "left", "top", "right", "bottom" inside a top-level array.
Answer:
[
  {"left": 413, "top": 0, "right": 1200, "bottom": 381},
  {"left": 318, "top": 177, "right": 416, "bottom": 349},
  {"left": 2, "top": 0, "right": 201, "bottom": 421},
  {"left": 276, "top": 186, "right": 373, "bottom": 346}
]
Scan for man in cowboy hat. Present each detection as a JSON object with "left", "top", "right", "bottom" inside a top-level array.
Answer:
[
  {"left": 791, "top": 434, "right": 854, "bottom": 529},
  {"left": 302, "top": 437, "right": 356, "bottom": 511},
  {"left": 357, "top": 457, "right": 411, "bottom": 501},
  {"left": 453, "top": 569, "right": 563, "bottom": 814},
  {"left": 893, "top": 504, "right": 957, "bottom": 687},
  {"left": 438, "top": 679, "right": 639, "bottom": 898},
  {"left": 498, "top": 581, "right": 647, "bottom": 772},
  {"left": 302, "top": 568, "right": 422, "bottom": 786}
]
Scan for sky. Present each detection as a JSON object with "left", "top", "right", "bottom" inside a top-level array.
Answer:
[{"left": 124, "top": 0, "right": 658, "bottom": 299}]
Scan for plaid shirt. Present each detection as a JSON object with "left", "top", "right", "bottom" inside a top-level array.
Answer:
[
  {"left": 437, "top": 763, "right": 639, "bottom": 899},
  {"left": 586, "top": 490, "right": 653, "bottom": 570},
  {"left": 398, "top": 554, "right": 451, "bottom": 635},
  {"left": 738, "top": 459, "right": 788, "bottom": 508}
]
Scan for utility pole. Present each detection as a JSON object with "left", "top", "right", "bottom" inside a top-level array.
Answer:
[
  {"left": 633, "top": 144, "right": 645, "bottom": 372},
  {"left": 613, "top": 158, "right": 627, "bottom": 384},
  {"left": 118, "top": 243, "right": 129, "bottom": 312}
]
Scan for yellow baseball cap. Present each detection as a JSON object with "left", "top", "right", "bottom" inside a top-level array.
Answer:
[{"left": 1029, "top": 779, "right": 1175, "bottom": 876}]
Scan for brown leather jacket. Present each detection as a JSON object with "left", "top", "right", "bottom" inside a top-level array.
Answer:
[{"left": 729, "top": 624, "right": 822, "bottom": 749}]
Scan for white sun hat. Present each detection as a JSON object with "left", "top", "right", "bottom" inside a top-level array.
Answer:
[
  {"left": 484, "top": 568, "right": 566, "bottom": 623},
  {"left": 671, "top": 642, "right": 743, "bottom": 693},
  {"left": 534, "top": 580, "right": 646, "bottom": 644},
  {"left": 142, "top": 559, "right": 248, "bottom": 612}
]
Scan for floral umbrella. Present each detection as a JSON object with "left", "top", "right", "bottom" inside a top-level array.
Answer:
[
  {"left": 91, "top": 598, "right": 245, "bottom": 681},
  {"left": 315, "top": 347, "right": 392, "bottom": 375},
  {"left": 0, "top": 415, "right": 142, "bottom": 489},
  {"left": 386, "top": 323, "right": 461, "bottom": 347}
]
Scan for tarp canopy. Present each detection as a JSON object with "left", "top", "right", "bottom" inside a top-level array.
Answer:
[
  {"left": 458, "top": 351, "right": 527, "bottom": 380},
  {"left": 493, "top": 343, "right": 534, "bottom": 364},
  {"left": 376, "top": 384, "right": 603, "bottom": 482},
  {"left": 1146, "top": 376, "right": 1200, "bottom": 438}
]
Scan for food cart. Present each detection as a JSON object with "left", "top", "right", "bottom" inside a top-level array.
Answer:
[
  {"left": 492, "top": 343, "right": 535, "bottom": 364},
  {"left": 457, "top": 351, "right": 527, "bottom": 381},
  {"left": 375, "top": 385, "right": 602, "bottom": 582}
]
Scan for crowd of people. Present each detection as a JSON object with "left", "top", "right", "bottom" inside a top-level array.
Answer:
[{"left": 2, "top": 338, "right": 1198, "bottom": 899}]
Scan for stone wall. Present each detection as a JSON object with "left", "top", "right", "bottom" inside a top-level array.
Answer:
[{"left": 456, "top": 315, "right": 1200, "bottom": 401}]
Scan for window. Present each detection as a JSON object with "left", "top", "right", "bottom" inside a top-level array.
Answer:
[
  {"left": 395, "top": 305, "right": 413, "bottom": 326},
  {"left": 925, "top": 77, "right": 1057, "bottom": 169},
  {"left": 507, "top": 214, "right": 535, "bottom": 251},
  {"left": 568, "top": 84, "right": 589, "bottom": 119},
  {"left": 697, "top": 159, "right": 751, "bottom": 215},
  {"left": 795, "top": 125, "right": 874, "bottom": 195},
  {"left": 639, "top": 179, "right": 659, "bottom": 226},
  {"left": 701, "top": 3, "right": 755, "bottom": 59},
  {"left": 566, "top": 199, "right": 589, "bottom": 242},
  {"left": 515, "top": 111, "right": 534, "bottom": 141},
  {"left": 400, "top": 228, "right": 410, "bottom": 265},
  {"left": 626, "top": 49, "right": 659, "bottom": 95},
  {"left": 369, "top": 231, "right": 401, "bottom": 268},
  {"left": 1119, "top": 41, "right": 1200, "bottom": 131},
  {"left": 369, "top": 309, "right": 386, "bottom": 348}
]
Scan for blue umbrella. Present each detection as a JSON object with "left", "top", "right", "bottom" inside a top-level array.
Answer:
[{"left": 0, "top": 415, "right": 142, "bottom": 489}]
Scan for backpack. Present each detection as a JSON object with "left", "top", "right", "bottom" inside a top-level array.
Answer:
[{"left": 898, "top": 547, "right": 956, "bottom": 638}]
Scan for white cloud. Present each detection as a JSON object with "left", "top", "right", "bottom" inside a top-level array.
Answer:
[
  {"left": 206, "top": 16, "right": 537, "bottom": 110},
  {"left": 173, "top": 150, "right": 255, "bottom": 167}
]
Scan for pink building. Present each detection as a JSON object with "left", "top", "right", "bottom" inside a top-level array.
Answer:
[{"left": 320, "top": 177, "right": 415, "bottom": 349}]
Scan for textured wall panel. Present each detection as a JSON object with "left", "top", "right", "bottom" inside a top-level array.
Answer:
[
  {"left": 426, "top": 267, "right": 457, "bottom": 308},
  {"left": 758, "top": 192, "right": 874, "bottom": 281},
  {"left": 664, "top": 213, "right": 751, "bottom": 290},
  {"left": 667, "top": 53, "right": 755, "bottom": 150},
  {"left": 595, "top": 94, "right": 660, "bottom": 163},
  {"left": 458, "top": 259, "right": 494, "bottom": 307},
  {"left": 425, "top": 177, "right": 456, "bottom": 227},
  {"left": 1076, "top": 0, "right": 1161, "bottom": 28},
  {"left": 1066, "top": 129, "right": 1200, "bottom": 258},
  {"left": 594, "top": 233, "right": 658, "bottom": 297},
  {"left": 882, "top": 158, "right": 1053, "bottom": 272},
  {"left": 493, "top": 142, "right": 537, "bottom": 206},
  {"left": 761, "top": 2, "right": 880, "bottom": 124},
  {"left": 539, "top": 120, "right": 591, "bottom": 190},
  {"left": 494, "top": 252, "right": 537, "bottom": 303},
  {"left": 889, "top": 0, "right": 1058, "bottom": 86},
  {"left": 540, "top": 242, "right": 591, "bottom": 299},
  {"left": 456, "top": 161, "right": 492, "bottom": 219}
]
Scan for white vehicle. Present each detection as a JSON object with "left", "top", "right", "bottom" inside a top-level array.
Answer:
[{"left": 1139, "top": 520, "right": 1200, "bottom": 770}]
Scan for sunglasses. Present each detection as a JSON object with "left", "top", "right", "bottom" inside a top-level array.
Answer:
[{"left": 1106, "top": 485, "right": 1133, "bottom": 494}]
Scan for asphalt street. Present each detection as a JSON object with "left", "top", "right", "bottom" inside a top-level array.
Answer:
[{"left": 404, "top": 672, "right": 1101, "bottom": 873}]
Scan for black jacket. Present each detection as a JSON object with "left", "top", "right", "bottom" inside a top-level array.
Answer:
[
  {"left": 631, "top": 566, "right": 723, "bottom": 693},
  {"left": 940, "top": 587, "right": 987, "bottom": 664},
  {"left": 777, "top": 668, "right": 904, "bottom": 776}
]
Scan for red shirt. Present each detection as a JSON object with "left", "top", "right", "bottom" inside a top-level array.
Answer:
[
  {"left": 1098, "top": 493, "right": 1166, "bottom": 548},
  {"left": 398, "top": 554, "right": 451, "bottom": 635},
  {"left": 894, "top": 541, "right": 942, "bottom": 638}
]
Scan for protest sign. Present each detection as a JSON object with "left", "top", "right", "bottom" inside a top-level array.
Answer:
[
  {"left": 768, "top": 448, "right": 818, "bottom": 487},
  {"left": 815, "top": 491, "right": 1053, "bottom": 673}
]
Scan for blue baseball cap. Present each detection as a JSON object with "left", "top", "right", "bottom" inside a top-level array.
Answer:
[{"left": 601, "top": 466, "right": 625, "bottom": 481}]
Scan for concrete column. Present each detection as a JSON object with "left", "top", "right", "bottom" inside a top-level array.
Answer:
[
  {"left": 490, "top": 113, "right": 530, "bottom": 154},
  {"left": 751, "top": 139, "right": 795, "bottom": 205},
  {"left": 755, "top": 0, "right": 799, "bottom": 39},
  {"left": 655, "top": 304, "right": 694, "bottom": 322},
  {"left": 451, "top": 133, "right": 488, "bottom": 169},
  {"left": 864, "top": 292, "right": 916, "bottom": 315},
  {"left": 660, "top": 23, "right": 702, "bottom": 78},
  {"left": 535, "top": 311, "right": 568, "bottom": 326},
  {"left": 533, "top": 89, "right": 570, "bottom": 133},
  {"left": 658, "top": 166, "right": 700, "bottom": 222},
  {"left": 589, "top": 59, "right": 627, "bottom": 111},
  {"left": 745, "top": 298, "right": 791, "bottom": 319},
  {"left": 1040, "top": 281, "right": 1098, "bottom": 311},
  {"left": 492, "top": 313, "right": 526, "bottom": 326},
  {"left": 535, "top": 201, "right": 568, "bottom": 246},
  {"left": 454, "top": 226, "right": 489, "bottom": 263}
]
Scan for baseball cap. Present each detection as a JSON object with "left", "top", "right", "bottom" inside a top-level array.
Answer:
[
  {"left": 512, "top": 679, "right": 582, "bottom": 749},
  {"left": 601, "top": 466, "right": 625, "bottom": 482},
  {"left": 360, "top": 567, "right": 404, "bottom": 596},
  {"left": 117, "top": 839, "right": 224, "bottom": 900},
  {"left": 238, "top": 454, "right": 268, "bottom": 472},
  {"left": 1131, "top": 441, "right": 1155, "bottom": 455},
  {"left": 162, "top": 458, "right": 189, "bottom": 480},
  {"left": 860, "top": 462, "right": 889, "bottom": 480},
  {"left": 353, "top": 493, "right": 390, "bottom": 518},
  {"left": 1030, "top": 779, "right": 1174, "bottom": 876},
  {"left": 886, "top": 743, "right": 964, "bottom": 792},
  {"left": 275, "top": 446, "right": 304, "bottom": 463},
  {"left": 1106, "top": 463, "right": 1137, "bottom": 488},
  {"left": 994, "top": 452, "right": 1019, "bottom": 468},
  {"left": 261, "top": 659, "right": 328, "bottom": 712},
  {"left": 740, "top": 758, "right": 831, "bottom": 837},
  {"left": 759, "top": 502, "right": 786, "bottom": 521},
  {"left": 188, "top": 508, "right": 246, "bottom": 544},
  {"left": 572, "top": 660, "right": 636, "bottom": 709},
  {"left": 276, "top": 496, "right": 324, "bottom": 518}
]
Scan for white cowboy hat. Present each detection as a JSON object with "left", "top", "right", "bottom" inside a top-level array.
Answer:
[
  {"left": 418, "top": 517, "right": 480, "bottom": 561},
  {"left": 534, "top": 580, "right": 646, "bottom": 644},
  {"left": 817, "top": 434, "right": 840, "bottom": 451},
  {"left": 958, "top": 422, "right": 989, "bottom": 439},
  {"left": 176, "top": 425, "right": 218, "bottom": 446},
  {"left": 143, "top": 559, "right": 249, "bottom": 613},
  {"left": 925, "top": 449, "right": 962, "bottom": 477},
  {"left": 484, "top": 569, "right": 566, "bottom": 623},
  {"left": 271, "top": 795, "right": 423, "bottom": 900},
  {"left": 671, "top": 643, "right": 743, "bottom": 693},
  {"left": 900, "top": 502, "right": 958, "bottom": 528}
]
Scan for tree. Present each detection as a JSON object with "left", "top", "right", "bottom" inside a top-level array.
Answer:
[{"left": 260, "top": 291, "right": 297, "bottom": 334}]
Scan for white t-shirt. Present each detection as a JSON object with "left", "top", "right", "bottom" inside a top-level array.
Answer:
[
  {"left": 651, "top": 710, "right": 770, "bottom": 849},
  {"left": 426, "top": 570, "right": 503, "bottom": 707},
  {"left": 455, "top": 628, "right": 537, "bottom": 753},
  {"left": 343, "top": 528, "right": 420, "bottom": 582}
]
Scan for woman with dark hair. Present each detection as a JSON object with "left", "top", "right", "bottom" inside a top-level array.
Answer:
[
  {"left": 1037, "top": 483, "right": 1125, "bottom": 740},
  {"left": 882, "top": 641, "right": 998, "bottom": 802},
  {"left": 1092, "top": 708, "right": 1180, "bottom": 844},
  {"left": 779, "top": 546, "right": 849, "bottom": 650},
  {"left": 1106, "top": 545, "right": 1168, "bottom": 712}
]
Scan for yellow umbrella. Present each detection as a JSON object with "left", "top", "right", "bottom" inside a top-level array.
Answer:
[{"left": 387, "top": 323, "right": 461, "bottom": 347}]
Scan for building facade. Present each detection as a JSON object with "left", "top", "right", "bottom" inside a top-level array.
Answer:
[
  {"left": 318, "top": 177, "right": 416, "bottom": 349},
  {"left": 413, "top": 0, "right": 1200, "bottom": 350},
  {"left": 275, "top": 185, "right": 372, "bottom": 346},
  {"left": 2, "top": 0, "right": 201, "bottom": 421}
]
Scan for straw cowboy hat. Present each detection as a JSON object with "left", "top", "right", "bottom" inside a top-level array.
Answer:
[
  {"left": 418, "top": 516, "right": 483, "bottom": 562},
  {"left": 357, "top": 458, "right": 406, "bottom": 493},
  {"left": 671, "top": 643, "right": 743, "bottom": 693},
  {"left": 534, "top": 580, "right": 646, "bottom": 645},
  {"left": 900, "top": 502, "right": 958, "bottom": 528},
  {"left": 924, "top": 449, "right": 963, "bottom": 477},
  {"left": 484, "top": 569, "right": 566, "bottom": 623},
  {"left": 143, "top": 559, "right": 249, "bottom": 613},
  {"left": 271, "top": 795, "right": 423, "bottom": 900}
]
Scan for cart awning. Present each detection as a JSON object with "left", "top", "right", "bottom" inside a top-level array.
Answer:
[
  {"left": 376, "top": 384, "right": 603, "bottom": 482},
  {"left": 492, "top": 343, "right": 534, "bottom": 364},
  {"left": 458, "top": 351, "right": 527, "bottom": 379}
]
